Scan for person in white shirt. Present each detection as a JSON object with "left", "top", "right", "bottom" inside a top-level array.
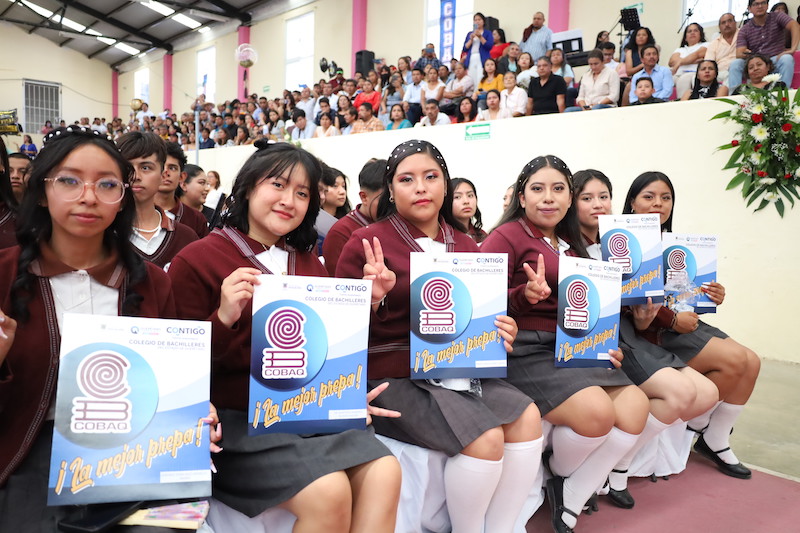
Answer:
[
  {"left": 500, "top": 71, "right": 527, "bottom": 117},
  {"left": 290, "top": 109, "right": 317, "bottom": 140},
  {"left": 440, "top": 62, "right": 474, "bottom": 116},
  {"left": 669, "top": 23, "right": 708, "bottom": 97},
  {"left": 416, "top": 99, "right": 451, "bottom": 127},
  {"left": 402, "top": 68, "right": 425, "bottom": 124},
  {"left": 565, "top": 50, "right": 620, "bottom": 111}
]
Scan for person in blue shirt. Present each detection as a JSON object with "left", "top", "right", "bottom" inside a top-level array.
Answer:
[{"left": 625, "top": 44, "right": 674, "bottom": 105}]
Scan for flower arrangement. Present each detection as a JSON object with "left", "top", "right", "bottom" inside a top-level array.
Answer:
[{"left": 712, "top": 76, "right": 800, "bottom": 217}]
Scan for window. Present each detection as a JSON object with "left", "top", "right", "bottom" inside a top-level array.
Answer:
[
  {"left": 285, "top": 12, "right": 314, "bottom": 90},
  {"left": 683, "top": 0, "right": 751, "bottom": 27},
  {"left": 23, "top": 80, "right": 61, "bottom": 134},
  {"left": 134, "top": 68, "right": 150, "bottom": 105},
  {"left": 197, "top": 46, "right": 216, "bottom": 104},
  {"left": 426, "top": 0, "right": 474, "bottom": 63}
]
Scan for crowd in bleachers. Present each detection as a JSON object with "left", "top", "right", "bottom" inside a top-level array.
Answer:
[{"left": 14, "top": 1, "right": 798, "bottom": 159}]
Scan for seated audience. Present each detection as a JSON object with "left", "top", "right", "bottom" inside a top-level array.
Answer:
[
  {"left": 669, "top": 23, "right": 708, "bottom": 97},
  {"left": 500, "top": 71, "right": 528, "bottom": 117},
  {"left": 630, "top": 77, "right": 666, "bottom": 105},
  {"left": 625, "top": 45, "right": 674, "bottom": 105},
  {"left": 455, "top": 97, "right": 478, "bottom": 123},
  {"left": 416, "top": 99, "right": 451, "bottom": 126},
  {"left": 732, "top": 54, "right": 787, "bottom": 94},
  {"left": 566, "top": 49, "right": 620, "bottom": 111},
  {"left": 290, "top": 109, "right": 317, "bottom": 140},
  {"left": 312, "top": 111, "right": 340, "bottom": 137},
  {"left": 527, "top": 56, "right": 566, "bottom": 115},
  {"left": 386, "top": 104, "right": 413, "bottom": 130},
  {"left": 704, "top": 13, "right": 739, "bottom": 82},
  {"left": 476, "top": 89, "right": 512, "bottom": 121},
  {"left": 681, "top": 60, "right": 729, "bottom": 99},
  {"left": 351, "top": 103, "right": 386, "bottom": 134}
]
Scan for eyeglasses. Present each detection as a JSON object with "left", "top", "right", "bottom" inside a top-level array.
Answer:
[{"left": 45, "top": 176, "right": 128, "bottom": 203}]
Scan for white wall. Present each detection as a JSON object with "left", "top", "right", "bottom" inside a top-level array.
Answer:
[{"left": 191, "top": 95, "right": 799, "bottom": 365}]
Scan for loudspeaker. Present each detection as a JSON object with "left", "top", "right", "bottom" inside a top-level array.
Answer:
[
  {"left": 355, "top": 50, "right": 375, "bottom": 75},
  {"left": 486, "top": 16, "right": 499, "bottom": 32}
]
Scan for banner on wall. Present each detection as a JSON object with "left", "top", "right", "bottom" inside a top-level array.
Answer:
[
  {"left": 440, "top": 0, "right": 456, "bottom": 63},
  {"left": 0, "top": 109, "right": 20, "bottom": 135}
]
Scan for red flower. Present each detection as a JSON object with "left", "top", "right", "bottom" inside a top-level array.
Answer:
[
  {"left": 783, "top": 123, "right": 793, "bottom": 132},
  {"left": 783, "top": 97, "right": 789, "bottom": 102},
  {"left": 731, "top": 140, "right": 739, "bottom": 146},
  {"left": 757, "top": 170, "right": 767, "bottom": 177},
  {"left": 785, "top": 174, "right": 792, "bottom": 179},
  {"left": 754, "top": 144, "right": 762, "bottom": 151},
  {"left": 752, "top": 113, "right": 764, "bottom": 123},
  {"left": 796, "top": 145, "right": 800, "bottom": 153}
]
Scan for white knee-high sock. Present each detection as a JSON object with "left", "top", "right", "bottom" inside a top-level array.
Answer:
[
  {"left": 484, "top": 437, "right": 544, "bottom": 532},
  {"left": 549, "top": 425, "right": 608, "bottom": 478},
  {"left": 608, "top": 414, "right": 671, "bottom": 491},
  {"left": 702, "top": 402, "right": 745, "bottom": 464},
  {"left": 444, "top": 453, "right": 503, "bottom": 533},
  {"left": 561, "top": 427, "right": 639, "bottom": 529},
  {"left": 688, "top": 400, "right": 722, "bottom": 431}
]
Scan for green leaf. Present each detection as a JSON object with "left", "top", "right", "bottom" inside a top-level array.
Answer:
[
  {"left": 722, "top": 145, "right": 745, "bottom": 169},
  {"left": 726, "top": 173, "right": 747, "bottom": 190},
  {"left": 754, "top": 198, "right": 769, "bottom": 212},
  {"left": 776, "top": 181, "right": 797, "bottom": 206},
  {"left": 776, "top": 198, "right": 785, "bottom": 217},
  {"left": 711, "top": 110, "right": 733, "bottom": 120},
  {"left": 717, "top": 142, "right": 735, "bottom": 150},
  {"left": 717, "top": 98, "right": 739, "bottom": 106},
  {"left": 746, "top": 187, "right": 767, "bottom": 207}
]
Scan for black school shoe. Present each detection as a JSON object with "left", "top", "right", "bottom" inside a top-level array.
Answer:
[
  {"left": 546, "top": 476, "right": 577, "bottom": 533},
  {"left": 693, "top": 435, "right": 752, "bottom": 479}
]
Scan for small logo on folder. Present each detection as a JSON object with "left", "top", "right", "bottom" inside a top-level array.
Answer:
[
  {"left": 666, "top": 248, "right": 687, "bottom": 281},
  {"left": 419, "top": 277, "right": 456, "bottom": 334},
  {"left": 71, "top": 352, "right": 132, "bottom": 434},
  {"left": 262, "top": 307, "right": 308, "bottom": 378},
  {"left": 607, "top": 232, "right": 633, "bottom": 273},
  {"left": 563, "top": 279, "right": 590, "bottom": 329}
]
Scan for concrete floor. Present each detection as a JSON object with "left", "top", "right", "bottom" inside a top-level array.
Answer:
[{"left": 730, "top": 358, "right": 800, "bottom": 480}]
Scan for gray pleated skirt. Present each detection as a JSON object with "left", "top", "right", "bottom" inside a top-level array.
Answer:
[
  {"left": 212, "top": 409, "right": 393, "bottom": 517},
  {"left": 660, "top": 320, "right": 729, "bottom": 363},
  {"left": 505, "top": 330, "right": 632, "bottom": 416},
  {"left": 619, "top": 317, "right": 686, "bottom": 385},
  {"left": 0, "top": 422, "right": 177, "bottom": 532},
  {"left": 367, "top": 377, "right": 532, "bottom": 457}
]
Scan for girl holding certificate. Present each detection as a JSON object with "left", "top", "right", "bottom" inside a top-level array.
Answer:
[
  {"left": 481, "top": 156, "right": 649, "bottom": 533},
  {"left": 571, "top": 170, "right": 718, "bottom": 508},
  {"left": 623, "top": 172, "right": 760, "bottom": 480},
  {"left": 0, "top": 127, "right": 182, "bottom": 530},
  {"left": 337, "top": 140, "right": 543, "bottom": 533},
  {"left": 168, "top": 141, "right": 401, "bottom": 533}
]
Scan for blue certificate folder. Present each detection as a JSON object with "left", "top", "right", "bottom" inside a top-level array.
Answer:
[
  {"left": 409, "top": 252, "right": 508, "bottom": 379},
  {"left": 599, "top": 213, "right": 664, "bottom": 305},
  {"left": 555, "top": 256, "right": 622, "bottom": 369},
  {"left": 662, "top": 233, "right": 718, "bottom": 314},
  {"left": 48, "top": 314, "right": 211, "bottom": 506},
  {"left": 249, "top": 275, "right": 371, "bottom": 435}
]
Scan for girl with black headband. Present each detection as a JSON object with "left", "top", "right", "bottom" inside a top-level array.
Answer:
[
  {"left": 168, "top": 140, "right": 401, "bottom": 532},
  {"left": 0, "top": 126, "right": 217, "bottom": 531},
  {"left": 337, "top": 140, "right": 542, "bottom": 533},
  {"left": 481, "top": 155, "right": 649, "bottom": 533}
]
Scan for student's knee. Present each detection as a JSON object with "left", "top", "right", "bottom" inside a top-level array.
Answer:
[
  {"left": 574, "top": 398, "right": 616, "bottom": 437},
  {"left": 287, "top": 472, "right": 352, "bottom": 529},
  {"left": 463, "top": 426, "right": 505, "bottom": 461},
  {"left": 745, "top": 349, "right": 761, "bottom": 380},
  {"left": 506, "top": 403, "right": 543, "bottom": 441}
]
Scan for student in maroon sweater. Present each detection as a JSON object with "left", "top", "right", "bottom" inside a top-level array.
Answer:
[
  {"left": 571, "top": 169, "right": 718, "bottom": 509},
  {"left": 0, "top": 127, "right": 205, "bottom": 531},
  {"left": 337, "top": 140, "right": 542, "bottom": 533},
  {"left": 322, "top": 158, "right": 384, "bottom": 275},
  {"left": 0, "top": 137, "right": 18, "bottom": 249},
  {"left": 481, "top": 155, "right": 649, "bottom": 533},
  {"left": 450, "top": 178, "right": 487, "bottom": 243},
  {"left": 156, "top": 142, "right": 209, "bottom": 239},
  {"left": 168, "top": 141, "right": 401, "bottom": 532},
  {"left": 623, "top": 171, "right": 760, "bottom": 480},
  {"left": 117, "top": 133, "right": 197, "bottom": 270}
]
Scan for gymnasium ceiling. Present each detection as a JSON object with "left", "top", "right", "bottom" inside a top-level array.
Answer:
[{"left": 0, "top": 0, "right": 271, "bottom": 68}]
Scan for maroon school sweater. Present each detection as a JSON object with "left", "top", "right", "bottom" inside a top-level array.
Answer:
[
  {"left": 133, "top": 207, "right": 198, "bottom": 268},
  {"left": 0, "top": 245, "right": 175, "bottom": 486},
  {"left": 168, "top": 227, "right": 328, "bottom": 410},
  {"left": 170, "top": 201, "right": 210, "bottom": 239},
  {"left": 0, "top": 203, "right": 16, "bottom": 250},
  {"left": 336, "top": 214, "right": 479, "bottom": 379},
  {"left": 481, "top": 217, "right": 577, "bottom": 333},
  {"left": 322, "top": 206, "right": 373, "bottom": 276}
]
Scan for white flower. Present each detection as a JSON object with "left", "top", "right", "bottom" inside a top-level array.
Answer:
[
  {"left": 750, "top": 152, "right": 762, "bottom": 165},
  {"left": 750, "top": 125, "right": 769, "bottom": 142},
  {"left": 762, "top": 73, "right": 782, "bottom": 84},
  {"left": 749, "top": 103, "right": 766, "bottom": 114},
  {"left": 758, "top": 177, "right": 776, "bottom": 186},
  {"left": 792, "top": 107, "right": 800, "bottom": 122},
  {"left": 794, "top": 167, "right": 800, "bottom": 178},
  {"left": 764, "top": 191, "right": 780, "bottom": 203},
  {"left": 742, "top": 166, "right": 752, "bottom": 174}
]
